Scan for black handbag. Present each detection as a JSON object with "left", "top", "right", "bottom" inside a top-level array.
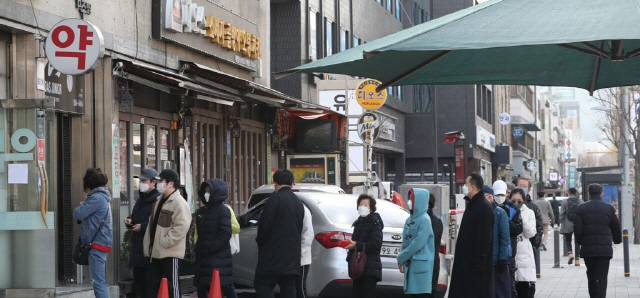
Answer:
[{"left": 73, "top": 207, "right": 110, "bottom": 265}]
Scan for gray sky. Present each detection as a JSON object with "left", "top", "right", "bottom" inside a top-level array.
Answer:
[{"left": 577, "top": 88, "right": 606, "bottom": 142}]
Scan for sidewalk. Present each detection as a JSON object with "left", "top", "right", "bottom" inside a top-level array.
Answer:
[{"left": 536, "top": 230, "right": 640, "bottom": 298}]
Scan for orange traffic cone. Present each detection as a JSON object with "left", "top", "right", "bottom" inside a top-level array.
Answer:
[
  {"left": 207, "top": 269, "right": 223, "bottom": 298},
  {"left": 157, "top": 277, "right": 169, "bottom": 298}
]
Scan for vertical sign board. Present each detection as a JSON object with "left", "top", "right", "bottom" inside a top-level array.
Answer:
[
  {"left": 568, "top": 165, "right": 577, "bottom": 188},
  {"left": 37, "top": 140, "right": 45, "bottom": 164},
  {"left": 455, "top": 145, "right": 465, "bottom": 184},
  {"left": 111, "top": 124, "right": 120, "bottom": 199}
]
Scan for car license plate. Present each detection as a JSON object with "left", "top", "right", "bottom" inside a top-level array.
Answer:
[{"left": 380, "top": 246, "right": 401, "bottom": 257}]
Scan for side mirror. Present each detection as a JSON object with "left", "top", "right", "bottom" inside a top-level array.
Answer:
[{"left": 249, "top": 220, "right": 258, "bottom": 227}]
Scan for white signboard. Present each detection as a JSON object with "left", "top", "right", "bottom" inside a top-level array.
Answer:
[
  {"left": 498, "top": 113, "right": 511, "bottom": 125},
  {"left": 318, "top": 89, "right": 363, "bottom": 116},
  {"left": 45, "top": 19, "right": 105, "bottom": 75},
  {"left": 549, "top": 172, "right": 559, "bottom": 181},
  {"left": 357, "top": 112, "right": 381, "bottom": 142},
  {"left": 476, "top": 126, "right": 496, "bottom": 153}
]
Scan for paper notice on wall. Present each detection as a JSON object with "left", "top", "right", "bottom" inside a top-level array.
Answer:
[{"left": 8, "top": 164, "right": 29, "bottom": 184}]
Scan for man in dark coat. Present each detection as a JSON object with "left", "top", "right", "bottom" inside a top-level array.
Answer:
[
  {"left": 255, "top": 169, "right": 304, "bottom": 298},
  {"left": 195, "top": 178, "right": 233, "bottom": 298},
  {"left": 126, "top": 168, "right": 160, "bottom": 298},
  {"left": 449, "top": 173, "right": 494, "bottom": 298},
  {"left": 550, "top": 195, "right": 561, "bottom": 227},
  {"left": 427, "top": 193, "right": 444, "bottom": 298},
  {"left": 574, "top": 184, "right": 622, "bottom": 298}
]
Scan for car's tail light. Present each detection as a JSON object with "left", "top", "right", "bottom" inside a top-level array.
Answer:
[
  {"left": 439, "top": 243, "right": 447, "bottom": 254},
  {"left": 315, "top": 231, "right": 353, "bottom": 248}
]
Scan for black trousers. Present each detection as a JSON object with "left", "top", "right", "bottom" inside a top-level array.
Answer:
[
  {"left": 254, "top": 274, "right": 297, "bottom": 298},
  {"left": 584, "top": 257, "right": 610, "bottom": 298},
  {"left": 515, "top": 281, "right": 535, "bottom": 298},
  {"left": 296, "top": 265, "right": 310, "bottom": 298},
  {"left": 508, "top": 257, "right": 517, "bottom": 298},
  {"left": 563, "top": 232, "right": 581, "bottom": 257},
  {"left": 353, "top": 275, "right": 378, "bottom": 298},
  {"left": 405, "top": 294, "right": 430, "bottom": 298},
  {"left": 146, "top": 258, "right": 180, "bottom": 298},
  {"left": 133, "top": 266, "right": 148, "bottom": 298}
]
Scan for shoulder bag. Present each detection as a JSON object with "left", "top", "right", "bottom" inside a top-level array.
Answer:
[
  {"left": 349, "top": 243, "right": 367, "bottom": 279},
  {"left": 73, "top": 206, "right": 110, "bottom": 265}
]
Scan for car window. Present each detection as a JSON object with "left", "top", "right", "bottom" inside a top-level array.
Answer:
[
  {"left": 248, "top": 193, "right": 272, "bottom": 209},
  {"left": 318, "top": 199, "right": 409, "bottom": 228}
]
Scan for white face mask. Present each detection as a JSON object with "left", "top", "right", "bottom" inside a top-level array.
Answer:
[
  {"left": 462, "top": 185, "right": 469, "bottom": 196},
  {"left": 407, "top": 200, "right": 413, "bottom": 210},
  {"left": 156, "top": 182, "right": 166, "bottom": 194},
  {"left": 139, "top": 182, "right": 150, "bottom": 193},
  {"left": 204, "top": 193, "right": 210, "bottom": 202},
  {"left": 358, "top": 206, "right": 370, "bottom": 217},
  {"left": 495, "top": 195, "right": 507, "bottom": 205}
]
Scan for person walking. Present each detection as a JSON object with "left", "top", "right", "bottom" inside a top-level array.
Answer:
[
  {"left": 297, "top": 203, "right": 314, "bottom": 298},
  {"left": 448, "top": 173, "right": 494, "bottom": 298},
  {"left": 194, "top": 178, "right": 233, "bottom": 298},
  {"left": 126, "top": 169, "right": 160, "bottom": 298},
  {"left": 396, "top": 188, "right": 435, "bottom": 298},
  {"left": 483, "top": 185, "right": 511, "bottom": 298},
  {"left": 73, "top": 168, "right": 112, "bottom": 298},
  {"left": 494, "top": 180, "right": 522, "bottom": 298},
  {"left": 560, "top": 188, "right": 582, "bottom": 265},
  {"left": 550, "top": 195, "right": 561, "bottom": 227},
  {"left": 144, "top": 169, "right": 192, "bottom": 298},
  {"left": 254, "top": 170, "right": 304, "bottom": 298},
  {"left": 427, "top": 193, "right": 443, "bottom": 298},
  {"left": 574, "top": 184, "right": 622, "bottom": 298},
  {"left": 346, "top": 194, "right": 383, "bottom": 298},
  {"left": 511, "top": 189, "right": 537, "bottom": 298},
  {"left": 534, "top": 191, "right": 555, "bottom": 251}
]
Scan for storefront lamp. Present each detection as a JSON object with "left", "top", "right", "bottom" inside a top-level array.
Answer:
[
  {"left": 183, "top": 107, "right": 194, "bottom": 128},
  {"left": 231, "top": 119, "right": 241, "bottom": 138}
]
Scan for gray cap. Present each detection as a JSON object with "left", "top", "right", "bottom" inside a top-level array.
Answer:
[{"left": 134, "top": 168, "right": 159, "bottom": 180}]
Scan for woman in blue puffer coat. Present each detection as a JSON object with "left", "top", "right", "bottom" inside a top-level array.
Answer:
[{"left": 397, "top": 188, "right": 435, "bottom": 297}]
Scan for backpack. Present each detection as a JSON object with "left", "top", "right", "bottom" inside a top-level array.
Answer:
[{"left": 566, "top": 197, "right": 579, "bottom": 221}]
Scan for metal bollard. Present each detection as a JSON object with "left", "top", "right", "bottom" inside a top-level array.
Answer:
[
  {"left": 623, "top": 228, "right": 630, "bottom": 277},
  {"left": 535, "top": 247, "right": 541, "bottom": 278},
  {"left": 554, "top": 226, "right": 560, "bottom": 268}
]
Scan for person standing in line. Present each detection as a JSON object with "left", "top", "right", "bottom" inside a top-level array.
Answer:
[
  {"left": 550, "top": 195, "right": 561, "bottom": 227},
  {"left": 516, "top": 178, "right": 543, "bottom": 278},
  {"left": 73, "top": 168, "right": 113, "bottom": 298},
  {"left": 448, "top": 173, "right": 494, "bottom": 298},
  {"left": 511, "top": 189, "right": 537, "bottom": 298},
  {"left": 574, "top": 184, "right": 622, "bottom": 298},
  {"left": 494, "top": 180, "right": 522, "bottom": 298},
  {"left": 194, "top": 178, "right": 233, "bottom": 298},
  {"left": 426, "top": 193, "right": 443, "bottom": 298},
  {"left": 144, "top": 169, "right": 192, "bottom": 298},
  {"left": 346, "top": 194, "right": 383, "bottom": 298},
  {"left": 297, "top": 203, "right": 314, "bottom": 298},
  {"left": 534, "top": 191, "right": 555, "bottom": 251},
  {"left": 397, "top": 188, "right": 435, "bottom": 298},
  {"left": 254, "top": 170, "right": 304, "bottom": 298},
  {"left": 126, "top": 169, "right": 161, "bottom": 298},
  {"left": 560, "top": 188, "right": 582, "bottom": 265},
  {"left": 483, "top": 185, "right": 511, "bottom": 298}
]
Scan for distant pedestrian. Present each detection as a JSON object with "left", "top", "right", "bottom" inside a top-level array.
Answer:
[
  {"left": 427, "top": 193, "right": 443, "bottom": 298},
  {"left": 511, "top": 189, "right": 537, "bottom": 298},
  {"left": 297, "top": 204, "right": 314, "bottom": 298},
  {"left": 534, "top": 191, "right": 555, "bottom": 251},
  {"left": 494, "top": 180, "right": 522, "bottom": 298},
  {"left": 560, "top": 188, "right": 582, "bottom": 265},
  {"left": 346, "top": 194, "right": 383, "bottom": 298},
  {"left": 516, "top": 178, "right": 543, "bottom": 252},
  {"left": 550, "top": 195, "right": 561, "bottom": 227},
  {"left": 73, "top": 168, "right": 112, "bottom": 298},
  {"left": 254, "top": 170, "right": 304, "bottom": 298},
  {"left": 574, "top": 184, "right": 622, "bottom": 298},
  {"left": 127, "top": 168, "right": 161, "bottom": 298},
  {"left": 483, "top": 185, "right": 511, "bottom": 298},
  {"left": 144, "top": 169, "right": 192, "bottom": 298},
  {"left": 448, "top": 173, "right": 494, "bottom": 298},
  {"left": 194, "top": 179, "right": 234, "bottom": 298}
]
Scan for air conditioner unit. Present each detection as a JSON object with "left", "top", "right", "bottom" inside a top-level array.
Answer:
[{"left": 309, "top": 45, "right": 316, "bottom": 60}]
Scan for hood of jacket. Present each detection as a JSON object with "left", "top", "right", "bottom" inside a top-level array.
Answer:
[
  {"left": 198, "top": 178, "right": 228, "bottom": 207},
  {"left": 91, "top": 187, "right": 112, "bottom": 202},
  {"left": 409, "top": 188, "right": 429, "bottom": 216}
]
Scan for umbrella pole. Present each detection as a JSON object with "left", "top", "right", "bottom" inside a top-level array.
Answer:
[{"left": 433, "top": 86, "right": 439, "bottom": 184}]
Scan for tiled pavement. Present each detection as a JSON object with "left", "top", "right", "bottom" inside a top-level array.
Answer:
[{"left": 535, "top": 229, "right": 640, "bottom": 298}]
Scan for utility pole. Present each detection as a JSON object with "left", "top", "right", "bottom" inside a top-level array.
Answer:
[{"left": 621, "top": 87, "right": 633, "bottom": 239}]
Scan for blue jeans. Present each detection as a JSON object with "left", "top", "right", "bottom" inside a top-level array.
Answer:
[
  {"left": 197, "top": 284, "right": 237, "bottom": 298},
  {"left": 89, "top": 249, "right": 109, "bottom": 298}
]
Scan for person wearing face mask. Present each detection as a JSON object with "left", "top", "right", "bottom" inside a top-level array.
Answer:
[
  {"left": 396, "top": 188, "right": 435, "bottom": 297},
  {"left": 125, "top": 168, "right": 160, "bottom": 298},
  {"left": 449, "top": 173, "right": 494, "bottom": 298},
  {"left": 345, "top": 194, "right": 383, "bottom": 298},
  {"left": 516, "top": 178, "right": 543, "bottom": 253},
  {"left": 144, "top": 169, "right": 192, "bottom": 298},
  {"left": 426, "top": 193, "right": 443, "bottom": 298},
  {"left": 194, "top": 178, "right": 234, "bottom": 298},
  {"left": 493, "top": 180, "right": 522, "bottom": 298},
  {"left": 510, "top": 189, "right": 537, "bottom": 298},
  {"left": 483, "top": 185, "right": 511, "bottom": 298}
]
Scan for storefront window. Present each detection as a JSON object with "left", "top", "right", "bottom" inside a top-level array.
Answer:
[
  {"left": 146, "top": 125, "right": 156, "bottom": 169},
  {"left": 160, "top": 128, "right": 170, "bottom": 170},
  {"left": 133, "top": 123, "right": 142, "bottom": 201}
]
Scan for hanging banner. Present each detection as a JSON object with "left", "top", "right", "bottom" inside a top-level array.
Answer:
[
  {"left": 111, "top": 124, "right": 121, "bottom": 199},
  {"left": 184, "top": 139, "right": 195, "bottom": 213},
  {"left": 455, "top": 145, "right": 465, "bottom": 184}
]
